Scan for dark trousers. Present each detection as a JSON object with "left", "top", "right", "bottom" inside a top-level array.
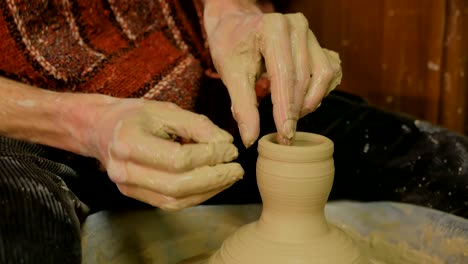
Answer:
[{"left": 1, "top": 91, "right": 468, "bottom": 263}]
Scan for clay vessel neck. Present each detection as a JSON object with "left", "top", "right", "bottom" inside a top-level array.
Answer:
[{"left": 255, "top": 133, "right": 335, "bottom": 242}]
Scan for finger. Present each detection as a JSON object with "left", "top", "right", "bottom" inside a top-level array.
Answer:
[
  {"left": 260, "top": 14, "right": 297, "bottom": 143},
  {"left": 300, "top": 30, "right": 337, "bottom": 117},
  {"left": 114, "top": 162, "right": 244, "bottom": 198},
  {"left": 117, "top": 182, "right": 234, "bottom": 211},
  {"left": 111, "top": 128, "right": 239, "bottom": 172},
  {"left": 280, "top": 13, "right": 311, "bottom": 144},
  {"left": 285, "top": 13, "right": 311, "bottom": 110},
  {"left": 220, "top": 57, "right": 261, "bottom": 148},
  {"left": 144, "top": 101, "right": 234, "bottom": 143}
]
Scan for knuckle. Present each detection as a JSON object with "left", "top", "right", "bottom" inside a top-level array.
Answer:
[
  {"left": 294, "top": 12, "right": 309, "bottom": 28},
  {"left": 108, "top": 161, "right": 129, "bottom": 184},
  {"left": 164, "top": 101, "right": 180, "bottom": 110},
  {"left": 318, "top": 68, "right": 334, "bottom": 82},
  {"left": 265, "top": 12, "right": 283, "bottom": 21},
  {"left": 302, "top": 102, "right": 320, "bottom": 116},
  {"left": 195, "top": 114, "right": 212, "bottom": 126},
  {"left": 263, "top": 13, "right": 287, "bottom": 28},
  {"left": 302, "top": 105, "right": 314, "bottom": 115},
  {"left": 149, "top": 195, "right": 174, "bottom": 210},
  {"left": 160, "top": 200, "right": 185, "bottom": 211},
  {"left": 117, "top": 184, "right": 130, "bottom": 197},
  {"left": 205, "top": 143, "right": 216, "bottom": 158},
  {"left": 172, "top": 146, "right": 191, "bottom": 171},
  {"left": 190, "top": 114, "right": 213, "bottom": 131},
  {"left": 303, "top": 98, "right": 322, "bottom": 113},
  {"left": 148, "top": 200, "right": 165, "bottom": 209},
  {"left": 110, "top": 140, "right": 131, "bottom": 160},
  {"left": 163, "top": 182, "right": 181, "bottom": 197}
]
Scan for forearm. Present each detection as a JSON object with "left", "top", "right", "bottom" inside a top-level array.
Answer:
[{"left": 0, "top": 77, "right": 115, "bottom": 156}]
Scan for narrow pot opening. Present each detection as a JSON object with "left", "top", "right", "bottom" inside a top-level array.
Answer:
[
  {"left": 270, "top": 136, "right": 325, "bottom": 147},
  {"left": 258, "top": 132, "right": 334, "bottom": 162}
]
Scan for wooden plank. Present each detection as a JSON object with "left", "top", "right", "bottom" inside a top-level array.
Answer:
[
  {"left": 283, "top": 0, "right": 447, "bottom": 123},
  {"left": 439, "top": 0, "right": 468, "bottom": 133},
  {"left": 380, "top": 0, "right": 445, "bottom": 122}
]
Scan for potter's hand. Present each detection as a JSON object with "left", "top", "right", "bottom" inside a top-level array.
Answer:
[
  {"left": 204, "top": 0, "right": 342, "bottom": 146},
  {"left": 87, "top": 99, "right": 244, "bottom": 211}
]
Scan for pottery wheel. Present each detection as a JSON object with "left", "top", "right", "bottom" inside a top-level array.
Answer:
[{"left": 81, "top": 201, "right": 468, "bottom": 264}]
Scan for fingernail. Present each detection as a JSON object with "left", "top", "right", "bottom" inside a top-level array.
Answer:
[
  {"left": 240, "top": 124, "right": 253, "bottom": 148},
  {"left": 226, "top": 145, "right": 239, "bottom": 161},
  {"left": 232, "top": 174, "right": 243, "bottom": 182},
  {"left": 282, "top": 119, "right": 297, "bottom": 140},
  {"left": 234, "top": 165, "right": 244, "bottom": 180}
]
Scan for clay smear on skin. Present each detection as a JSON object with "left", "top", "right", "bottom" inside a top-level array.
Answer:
[{"left": 16, "top": 100, "right": 37, "bottom": 107}]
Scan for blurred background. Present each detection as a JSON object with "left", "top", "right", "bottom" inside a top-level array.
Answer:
[{"left": 266, "top": 0, "right": 468, "bottom": 135}]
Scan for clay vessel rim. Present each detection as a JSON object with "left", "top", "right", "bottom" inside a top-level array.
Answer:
[{"left": 258, "top": 132, "right": 334, "bottom": 162}]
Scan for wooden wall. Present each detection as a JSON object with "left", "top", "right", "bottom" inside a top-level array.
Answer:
[{"left": 279, "top": 0, "right": 468, "bottom": 134}]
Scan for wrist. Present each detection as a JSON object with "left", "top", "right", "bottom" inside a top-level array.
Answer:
[
  {"left": 55, "top": 92, "right": 119, "bottom": 157},
  {"left": 0, "top": 77, "right": 121, "bottom": 158}
]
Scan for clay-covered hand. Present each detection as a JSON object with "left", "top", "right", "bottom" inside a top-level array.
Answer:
[
  {"left": 204, "top": 0, "right": 342, "bottom": 146},
  {"left": 84, "top": 98, "right": 244, "bottom": 211}
]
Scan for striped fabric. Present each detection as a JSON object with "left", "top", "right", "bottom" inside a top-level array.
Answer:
[
  {"left": 0, "top": 0, "right": 211, "bottom": 110},
  {"left": 0, "top": 135, "right": 84, "bottom": 263}
]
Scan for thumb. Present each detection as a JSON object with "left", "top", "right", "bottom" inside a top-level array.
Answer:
[{"left": 222, "top": 70, "right": 260, "bottom": 148}]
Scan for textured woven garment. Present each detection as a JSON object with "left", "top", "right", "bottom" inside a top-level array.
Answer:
[
  {"left": 0, "top": 0, "right": 210, "bottom": 110},
  {"left": 0, "top": 2, "right": 214, "bottom": 263}
]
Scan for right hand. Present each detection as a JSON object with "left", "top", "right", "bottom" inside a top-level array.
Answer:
[
  {"left": 205, "top": 6, "right": 343, "bottom": 146},
  {"left": 84, "top": 98, "right": 244, "bottom": 211}
]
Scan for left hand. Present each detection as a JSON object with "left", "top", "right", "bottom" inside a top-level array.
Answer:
[{"left": 204, "top": 1, "right": 342, "bottom": 146}]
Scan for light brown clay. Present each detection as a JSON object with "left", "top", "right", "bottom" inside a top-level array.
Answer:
[{"left": 207, "top": 132, "right": 368, "bottom": 263}]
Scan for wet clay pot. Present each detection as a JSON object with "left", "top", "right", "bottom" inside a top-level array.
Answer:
[{"left": 208, "top": 132, "right": 368, "bottom": 264}]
